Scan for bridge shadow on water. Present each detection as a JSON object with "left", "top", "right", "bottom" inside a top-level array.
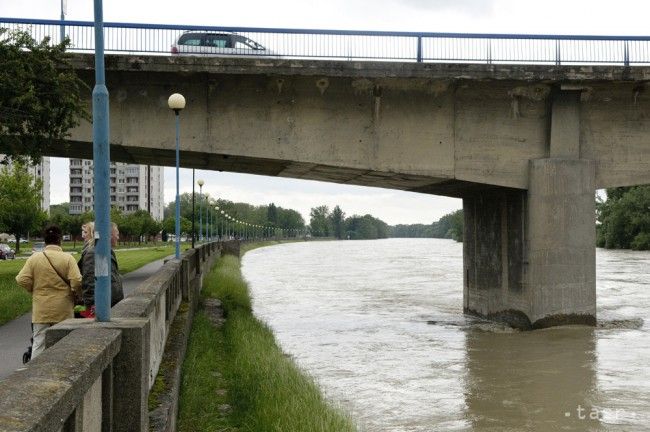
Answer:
[{"left": 462, "top": 326, "right": 603, "bottom": 431}]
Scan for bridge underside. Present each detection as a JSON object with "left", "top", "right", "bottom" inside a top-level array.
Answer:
[{"left": 58, "top": 139, "right": 502, "bottom": 198}]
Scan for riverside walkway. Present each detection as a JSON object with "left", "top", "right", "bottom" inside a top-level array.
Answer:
[{"left": 0, "top": 256, "right": 170, "bottom": 380}]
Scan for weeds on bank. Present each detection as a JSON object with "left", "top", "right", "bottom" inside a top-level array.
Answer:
[{"left": 178, "top": 242, "right": 356, "bottom": 432}]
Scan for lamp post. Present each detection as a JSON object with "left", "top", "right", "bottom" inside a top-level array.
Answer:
[
  {"left": 214, "top": 206, "right": 220, "bottom": 240},
  {"left": 206, "top": 200, "right": 210, "bottom": 241},
  {"left": 220, "top": 210, "right": 225, "bottom": 240},
  {"left": 198, "top": 179, "right": 204, "bottom": 241},
  {"left": 60, "top": 0, "right": 66, "bottom": 43},
  {"left": 168, "top": 93, "right": 186, "bottom": 259},
  {"left": 191, "top": 169, "right": 195, "bottom": 249},
  {"left": 92, "top": 0, "right": 111, "bottom": 322},
  {"left": 209, "top": 203, "right": 213, "bottom": 240}
]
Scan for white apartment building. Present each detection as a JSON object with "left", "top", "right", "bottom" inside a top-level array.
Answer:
[
  {"left": 69, "top": 159, "right": 164, "bottom": 220},
  {"left": 0, "top": 155, "right": 50, "bottom": 212}
]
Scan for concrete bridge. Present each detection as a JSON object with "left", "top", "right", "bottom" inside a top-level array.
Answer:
[{"left": 25, "top": 54, "right": 650, "bottom": 328}]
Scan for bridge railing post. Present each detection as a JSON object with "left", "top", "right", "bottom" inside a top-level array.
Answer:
[
  {"left": 416, "top": 36, "right": 422, "bottom": 63},
  {"left": 487, "top": 39, "right": 492, "bottom": 64}
]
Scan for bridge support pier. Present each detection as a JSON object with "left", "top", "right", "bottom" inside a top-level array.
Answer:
[{"left": 463, "top": 158, "right": 596, "bottom": 329}]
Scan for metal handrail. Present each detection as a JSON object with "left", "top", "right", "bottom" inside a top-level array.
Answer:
[{"left": 2, "top": 17, "right": 649, "bottom": 65}]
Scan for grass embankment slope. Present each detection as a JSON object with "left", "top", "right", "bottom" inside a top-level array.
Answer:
[
  {"left": 178, "top": 241, "right": 356, "bottom": 432},
  {"left": 0, "top": 245, "right": 175, "bottom": 325}
]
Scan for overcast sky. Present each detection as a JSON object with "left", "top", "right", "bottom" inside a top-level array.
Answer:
[{"left": 0, "top": 0, "right": 643, "bottom": 224}]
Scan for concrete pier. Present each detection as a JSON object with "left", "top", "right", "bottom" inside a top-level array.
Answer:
[{"left": 463, "top": 90, "right": 596, "bottom": 329}]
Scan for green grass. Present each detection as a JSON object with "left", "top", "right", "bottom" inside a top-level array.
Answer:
[
  {"left": 0, "top": 260, "right": 32, "bottom": 325},
  {"left": 0, "top": 244, "right": 180, "bottom": 325},
  {"left": 115, "top": 245, "right": 176, "bottom": 274},
  {"left": 178, "top": 241, "right": 356, "bottom": 432}
]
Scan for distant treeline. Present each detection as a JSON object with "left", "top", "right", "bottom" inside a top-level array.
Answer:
[
  {"left": 310, "top": 185, "right": 650, "bottom": 249},
  {"left": 309, "top": 205, "right": 464, "bottom": 242},
  {"left": 390, "top": 209, "right": 463, "bottom": 242},
  {"left": 309, "top": 205, "right": 389, "bottom": 240}
]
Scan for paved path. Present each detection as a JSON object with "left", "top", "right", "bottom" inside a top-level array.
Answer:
[{"left": 0, "top": 257, "right": 170, "bottom": 380}]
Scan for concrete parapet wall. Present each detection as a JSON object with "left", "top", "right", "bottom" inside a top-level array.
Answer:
[
  {"left": 0, "top": 328, "right": 121, "bottom": 431},
  {"left": 0, "top": 241, "right": 222, "bottom": 432}
]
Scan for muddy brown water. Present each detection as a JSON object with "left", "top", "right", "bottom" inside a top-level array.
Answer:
[{"left": 242, "top": 239, "right": 650, "bottom": 431}]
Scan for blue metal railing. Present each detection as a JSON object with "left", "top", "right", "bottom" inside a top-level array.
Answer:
[{"left": 2, "top": 17, "right": 650, "bottom": 65}]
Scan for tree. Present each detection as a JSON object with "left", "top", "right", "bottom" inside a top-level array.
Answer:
[
  {"left": 278, "top": 208, "right": 305, "bottom": 231},
  {"left": 597, "top": 186, "right": 650, "bottom": 250},
  {"left": 0, "top": 164, "right": 48, "bottom": 253},
  {"left": 345, "top": 214, "right": 389, "bottom": 240},
  {"left": 267, "top": 203, "right": 279, "bottom": 226},
  {"left": 162, "top": 216, "right": 192, "bottom": 239},
  {"left": 448, "top": 210, "right": 464, "bottom": 242},
  {"left": 0, "top": 29, "right": 88, "bottom": 164},
  {"left": 309, "top": 205, "right": 331, "bottom": 237},
  {"left": 121, "top": 210, "right": 157, "bottom": 244},
  {"left": 329, "top": 205, "right": 346, "bottom": 239}
]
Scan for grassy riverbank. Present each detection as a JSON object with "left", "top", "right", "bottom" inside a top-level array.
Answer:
[
  {"left": 0, "top": 245, "right": 177, "bottom": 325},
  {"left": 178, "top": 241, "right": 356, "bottom": 432}
]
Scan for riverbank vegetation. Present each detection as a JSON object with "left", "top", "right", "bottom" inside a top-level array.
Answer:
[
  {"left": 391, "top": 209, "right": 464, "bottom": 241},
  {"left": 0, "top": 245, "right": 177, "bottom": 325},
  {"left": 597, "top": 186, "right": 650, "bottom": 250},
  {"left": 178, "top": 242, "right": 356, "bottom": 432},
  {"left": 308, "top": 204, "right": 465, "bottom": 241},
  {"left": 309, "top": 204, "right": 390, "bottom": 239}
]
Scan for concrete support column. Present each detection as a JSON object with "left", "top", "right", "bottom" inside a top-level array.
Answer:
[
  {"left": 526, "top": 158, "right": 596, "bottom": 327},
  {"left": 463, "top": 189, "right": 528, "bottom": 329},
  {"left": 462, "top": 159, "right": 596, "bottom": 329}
]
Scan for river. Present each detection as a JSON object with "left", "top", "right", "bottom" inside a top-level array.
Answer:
[{"left": 241, "top": 238, "right": 650, "bottom": 431}]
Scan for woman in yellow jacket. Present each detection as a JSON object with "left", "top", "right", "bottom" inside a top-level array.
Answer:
[{"left": 15, "top": 225, "right": 82, "bottom": 359}]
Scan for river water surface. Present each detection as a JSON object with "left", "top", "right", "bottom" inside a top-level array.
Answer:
[{"left": 242, "top": 239, "right": 650, "bottom": 431}]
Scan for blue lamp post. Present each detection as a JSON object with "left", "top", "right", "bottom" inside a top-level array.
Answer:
[
  {"left": 214, "top": 206, "right": 220, "bottom": 240},
  {"left": 92, "top": 0, "right": 111, "bottom": 322},
  {"left": 60, "top": 0, "right": 66, "bottom": 43},
  {"left": 204, "top": 200, "right": 208, "bottom": 241},
  {"left": 198, "top": 179, "right": 204, "bottom": 242},
  {"left": 207, "top": 202, "right": 211, "bottom": 241},
  {"left": 220, "top": 210, "right": 225, "bottom": 239},
  {"left": 168, "top": 93, "right": 186, "bottom": 259}
]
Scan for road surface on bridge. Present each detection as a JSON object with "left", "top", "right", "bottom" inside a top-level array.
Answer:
[{"left": 0, "top": 256, "right": 170, "bottom": 380}]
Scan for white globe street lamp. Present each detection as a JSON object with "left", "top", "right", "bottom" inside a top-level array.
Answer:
[{"left": 168, "top": 93, "right": 185, "bottom": 259}]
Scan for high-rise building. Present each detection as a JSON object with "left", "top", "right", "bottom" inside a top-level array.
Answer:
[
  {"left": 0, "top": 155, "right": 50, "bottom": 213},
  {"left": 69, "top": 159, "right": 164, "bottom": 220}
]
